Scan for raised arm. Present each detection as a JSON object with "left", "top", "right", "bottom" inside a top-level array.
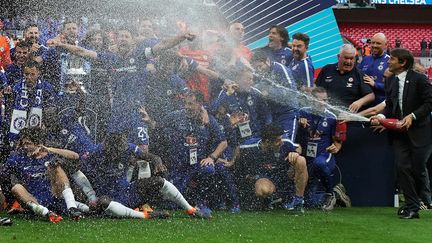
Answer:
[
  {"left": 151, "top": 33, "right": 196, "bottom": 56},
  {"left": 47, "top": 37, "right": 98, "bottom": 60}
]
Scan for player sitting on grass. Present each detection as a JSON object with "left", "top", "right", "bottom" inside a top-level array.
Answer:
[
  {"left": 79, "top": 132, "right": 212, "bottom": 219},
  {"left": 2, "top": 127, "right": 86, "bottom": 222}
]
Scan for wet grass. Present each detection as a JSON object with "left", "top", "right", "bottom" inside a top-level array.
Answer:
[{"left": 1, "top": 208, "right": 431, "bottom": 242}]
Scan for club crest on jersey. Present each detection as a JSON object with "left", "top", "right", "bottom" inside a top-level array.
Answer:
[
  {"left": 166, "top": 89, "right": 172, "bottom": 96},
  {"left": 118, "top": 163, "right": 124, "bottom": 170},
  {"left": 0, "top": 47, "right": 4, "bottom": 52},
  {"left": 281, "top": 59, "right": 286, "bottom": 65},
  {"left": 61, "top": 129, "right": 69, "bottom": 135},
  {"left": 274, "top": 152, "right": 280, "bottom": 158},
  {"left": 129, "top": 58, "right": 135, "bottom": 64},
  {"left": 13, "top": 117, "right": 26, "bottom": 130},
  {"left": 247, "top": 96, "right": 254, "bottom": 106},
  {"left": 322, "top": 121, "right": 328, "bottom": 127},
  {"left": 348, "top": 77, "right": 354, "bottom": 83},
  {"left": 28, "top": 114, "right": 40, "bottom": 127},
  {"left": 378, "top": 65, "right": 383, "bottom": 71},
  {"left": 184, "top": 135, "right": 197, "bottom": 146},
  {"left": 292, "top": 64, "right": 298, "bottom": 70}
]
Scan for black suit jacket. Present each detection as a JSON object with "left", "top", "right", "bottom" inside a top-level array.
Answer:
[{"left": 383, "top": 70, "right": 432, "bottom": 147}]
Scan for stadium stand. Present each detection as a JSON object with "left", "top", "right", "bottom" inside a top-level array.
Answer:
[{"left": 339, "top": 23, "right": 432, "bottom": 56}]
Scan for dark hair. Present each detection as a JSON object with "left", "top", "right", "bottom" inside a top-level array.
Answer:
[
  {"left": 261, "top": 124, "right": 284, "bottom": 142},
  {"left": 251, "top": 50, "right": 269, "bottom": 64},
  {"left": 292, "top": 32, "right": 310, "bottom": 48},
  {"left": 23, "top": 60, "right": 41, "bottom": 70},
  {"left": 19, "top": 127, "right": 45, "bottom": 144},
  {"left": 390, "top": 48, "right": 414, "bottom": 70},
  {"left": 269, "top": 25, "right": 289, "bottom": 46},
  {"left": 186, "top": 90, "right": 205, "bottom": 104},
  {"left": 81, "top": 29, "right": 109, "bottom": 50},
  {"left": 16, "top": 41, "right": 31, "bottom": 50},
  {"left": 311, "top": 86, "right": 327, "bottom": 97},
  {"left": 24, "top": 23, "right": 38, "bottom": 33},
  {"left": 61, "top": 19, "right": 78, "bottom": 32}
]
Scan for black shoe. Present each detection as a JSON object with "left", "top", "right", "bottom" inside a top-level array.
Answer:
[
  {"left": 0, "top": 217, "right": 13, "bottom": 226},
  {"left": 399, "top": 211, "right": 419, "bottom": 219},
  {"left": 67, "top": 207, "right": 83, "bottom": 220}
]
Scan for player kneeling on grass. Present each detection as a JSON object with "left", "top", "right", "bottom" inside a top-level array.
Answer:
[
  {"left": 236, "top": 124, "right": 308, "bottom": 212},
  {"left": 2, "top": 127, "right": 87, "bottom": 222},
  {"left": 80, "top": 133, "right": 211, "bottom": 219}
]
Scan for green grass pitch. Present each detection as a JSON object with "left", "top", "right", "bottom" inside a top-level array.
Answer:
[{"left": 1, "top": 208, "right": 431, "bottom": 242}]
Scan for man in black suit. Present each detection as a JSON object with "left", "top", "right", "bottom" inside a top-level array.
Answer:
[{"left": 371, "top": 48, "right": 432, "bottom": 219}]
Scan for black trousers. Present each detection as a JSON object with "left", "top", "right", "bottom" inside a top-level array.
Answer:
[{"left": 393, "top": 135, "right": 432, "bottom": 212}]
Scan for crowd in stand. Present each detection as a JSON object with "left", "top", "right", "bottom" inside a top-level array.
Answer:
[{"left": 0, "top": 12, "right": 430, "bottom": 225}]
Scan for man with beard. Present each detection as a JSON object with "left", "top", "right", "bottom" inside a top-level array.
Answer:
[
  {"left": 289, "top": 33, "right": 314, "bottom": 91},
  {"left": 43, "top": 19, "right": 87, "bottom": 94},
  {"left": 162, "top": 91, "right": 227, "bottom": 209},
  {"left": 358, "top": 33, "right": 390, "bottom": 104},
  {"left": 316, "top": 44, "right": 375, "bottom": 113},
  {"left": 47, "top": 25, "right": 196, "bottom": 150},
  {"left": 23, "top": 24, "right": 49, "bottom": 64}
]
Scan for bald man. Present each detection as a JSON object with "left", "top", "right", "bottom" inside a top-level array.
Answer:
[
  {"left": 227, "top": 22, "right": 252, "bottom": 61},
  {"left": 359, "top": 33, "right": 390, "bottom": 104}
]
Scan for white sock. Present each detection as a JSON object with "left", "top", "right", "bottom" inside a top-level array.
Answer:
[
  {"left": 105, "top": 201, "right": 145, "bottom": 219},
  {"left": 75, "top": 201, "right": 90, "bottom": 213},
  {"left": 26, "top": 201, "right": 49, "bottom": 216},
  {"left": 71, "top": 171, "right": 98, "bottom": 202},
  {"left": 62, "top": 187, "right": 77, "bottom": 209},
  {"left": 160, "top": 179, "right": 193, "bottom": 210}
]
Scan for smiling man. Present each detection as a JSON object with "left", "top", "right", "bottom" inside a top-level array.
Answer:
[{"left": 358, "top": 33, "right": 390, "bottom": 104}]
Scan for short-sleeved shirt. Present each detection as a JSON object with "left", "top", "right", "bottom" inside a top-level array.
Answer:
[{"left": 316, "top": 63, "right": 373, "bottom": 107}]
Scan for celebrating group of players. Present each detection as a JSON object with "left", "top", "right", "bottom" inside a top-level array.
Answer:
[{"left": 0, "top": 16, "right": 352, "bottom": 224}]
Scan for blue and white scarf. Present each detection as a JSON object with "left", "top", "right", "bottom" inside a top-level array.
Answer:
[{"left": 9, "top": 79, "right": 44, "bottom": 141}]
